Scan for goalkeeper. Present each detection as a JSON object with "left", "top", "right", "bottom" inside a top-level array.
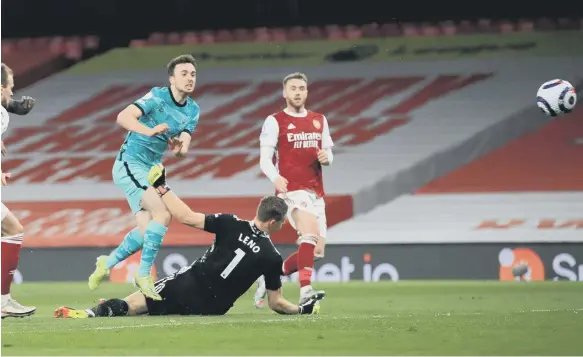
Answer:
[{"left": 54, "top": 164, "right": 323, "bottom": 318}]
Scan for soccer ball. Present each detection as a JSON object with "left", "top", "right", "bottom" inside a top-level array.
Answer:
[{"left": 536, "top": 79, "right": 577, "bottom": 117}]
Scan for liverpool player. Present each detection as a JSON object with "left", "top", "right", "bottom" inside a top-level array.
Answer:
[
  {"left": 1, "top": 63, "right": 36, "bottom": 318},
  {"left": 54, "top": 165, "right": 323, "bottom": 318},
  {"left": 255, "top": 72, "right": 334, "bottom": 307}
]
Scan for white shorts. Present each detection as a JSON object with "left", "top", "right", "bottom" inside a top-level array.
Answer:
[
  {"left": 278, "top": 190, "right": 327, "bottom": 238},
  {"left": 1, "top": 202, "right": 8, "bottom": 221}
]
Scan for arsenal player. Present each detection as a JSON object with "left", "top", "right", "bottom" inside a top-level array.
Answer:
[
  {"left": 255, "top": 72, "right": 334, "bottom": 306},
  {"left": 1, "top": 63, "right": 36, "bottom": 318}
]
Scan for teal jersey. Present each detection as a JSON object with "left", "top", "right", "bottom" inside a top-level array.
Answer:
[{"left": 118, "top": 87, "right": 200, "bottom": 165}]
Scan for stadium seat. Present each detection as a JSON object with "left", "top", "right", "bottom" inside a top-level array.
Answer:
[
  {"left": 361, "top": 23, "right": 381, "bottom": 38},
  {"left": 253, "top": 27, "right": 270, "bottom": 42},
  {"left": 147, "top": 32, "right": 166, "bottom": 45},
  {"left": 439, "top": 21, "right": 457, "bottom": 36},
  {"left": 233, "top": 28, "right": 254, "bottom": 42},
  {"left": 270, "top": 28, "right": 288, "bottom": 42},
  {"left": 199, "top": 30, "right": 216, "bottom": 44},
  {"left": 287, "top": 26, "right": 308, "bottom": 41},
  {"left": 181, "top": 32, "right": 199, "bottom": 44},
  {"left": 344, "top": 25, "right": 363, "bottom": 39},
  {"left": 166, "top": 32, "right": 182, "bottom": 45},
  {"left": 379, "top": 23, "right": 402, "bottom": 37}
]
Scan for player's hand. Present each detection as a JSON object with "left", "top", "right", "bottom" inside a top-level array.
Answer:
[
  {"left": 1, "top": 172, "right": 12, "bottom": 186},
  {"left": 168, "top": 138, "right": 184, "bottom": 156},
  {"left": 148, "top": 123, "right": 169, "bottom": 137},
  {"left": 1, "top": 141, "right": 6, "bottom": 156},
  {"left": 273, "top": 176, "right": 289, "bottom": 193},
  {"left": 317, "top": 149, "right": 329, "bottom": 165},
  {"left": 298, "top": 295, "right": 324, "bottom": 315}
]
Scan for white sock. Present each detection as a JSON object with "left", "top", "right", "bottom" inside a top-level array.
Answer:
[
  {"left": 300, "top": 285, "right": 312, "bottom": 296},
  {"left": 1, "top": 294, "right": 11, "bottom": 306}
]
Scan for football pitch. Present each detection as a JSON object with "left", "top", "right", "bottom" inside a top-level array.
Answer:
[{"left": 1, "top": 281, "right": 582, "bottom": 356}]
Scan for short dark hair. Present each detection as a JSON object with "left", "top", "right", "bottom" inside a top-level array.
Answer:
[
  {"left": 257, "top": 196, "right": 288, "bottom": 222},
  {"left": 167, "top": 54, "right": 197, "bottom": 76},
  {"left": 1, "top": 63, "right": 13, "bottom": 87}
]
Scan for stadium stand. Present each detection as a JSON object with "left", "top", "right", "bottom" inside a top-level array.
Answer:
[
  {"left": 331, "top": 83, "right": 583, "bottom": 244},
  {"left": 1, "top": 36, "right": 100, "bottom": 88},
  {"left": 128, "top": 18, "right": 581, "bottom": 47}
]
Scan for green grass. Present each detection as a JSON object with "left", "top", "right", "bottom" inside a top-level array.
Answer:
[{"left": 2, "top": 281, "right": 582, "bottom": 355}]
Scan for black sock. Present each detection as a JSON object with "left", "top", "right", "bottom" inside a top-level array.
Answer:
[{"left": 90, "top": 299, "right": 129, "bottom": 317}]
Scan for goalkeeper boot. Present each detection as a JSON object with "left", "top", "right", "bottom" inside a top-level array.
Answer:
[
  {"left": 88, "top": 255, "right": 110, "bottom": 291},
  {"left": 54, "top": 306, "right": 89, "bottom": 319},
  {"left": 133, "top": 273, "right": 162, "bottom": 301}
]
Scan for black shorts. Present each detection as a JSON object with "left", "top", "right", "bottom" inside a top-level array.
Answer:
[{"left": 145, "top": 270, "right": 212, "bottom": 316}]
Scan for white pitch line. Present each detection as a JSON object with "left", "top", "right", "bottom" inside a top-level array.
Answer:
[{"left": 2, "top": 309, "right": 581, "bottom": 335}]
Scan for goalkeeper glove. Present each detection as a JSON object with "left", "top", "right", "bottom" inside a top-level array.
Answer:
[
  {"left": 147, "top": 164, "right": 171, "bottom": 196},
  {"left": 6, "top": 96, "right": 35, "bottom": 115}
]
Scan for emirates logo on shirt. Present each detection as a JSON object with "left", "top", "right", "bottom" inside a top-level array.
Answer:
[{"left": 287, "top": 132, "right": 322, "bottom": 149}]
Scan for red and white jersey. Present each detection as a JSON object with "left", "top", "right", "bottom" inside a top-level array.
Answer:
[
  {"left": 260, "top": 108, "right": 334, "bottom": 197},
  {"left": 1, "top": 105, "right": 9, "bottom": 136}
]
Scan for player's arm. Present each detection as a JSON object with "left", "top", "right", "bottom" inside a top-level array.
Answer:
[
  {"left": 317, "top": 116, "right": 334, "bottom": 166},
  {"left": 259, "top": 116, "right": 288, "bottom": 192},
  {"left": 117, "top": 92, "right": 168, "bottom": 137},
  {"left": 264, "top": 259, "right": 321, "bottom": 315},
  {"left": 5, "top": 96, "right": 35, "bottom": 115}
]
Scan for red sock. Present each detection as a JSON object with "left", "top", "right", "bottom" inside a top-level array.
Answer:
[
  {"left": 282, "top": 251, "right": 299, "bottom": 276},
  {"left": 298, "top": 241, "right": 316, "bottom": 288},
  {"left": 1, "top": 234, "right": 24, "bottom": 295}
]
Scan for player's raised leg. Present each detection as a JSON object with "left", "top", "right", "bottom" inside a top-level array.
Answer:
[
  {"left": 1, "top": 207, "right": 35, "bottom": 318},
  {"left": 135, "top": 187, "right": 171, "bottom": 299}
]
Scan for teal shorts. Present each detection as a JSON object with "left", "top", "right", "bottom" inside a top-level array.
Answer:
[{"left": 112, "top": 158, "right": 151, "bottom": 215}]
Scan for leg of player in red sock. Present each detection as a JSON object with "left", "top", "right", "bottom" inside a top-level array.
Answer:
[
  {"left": 1, "top": 208, "right": 35, "bottom": 318},
  {"left": 289, "top": 208, "right": 325, "bottom": 304}
]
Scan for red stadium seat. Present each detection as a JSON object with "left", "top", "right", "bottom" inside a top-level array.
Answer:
[
  {"left": 129, "top": 39, "right": 148, "bottom": 48},
  {"left": 83, "top": 36, "right": 100, "bottom": 49},
  {"left": 439, "top": 21, "right": 457, "bottom": 36},
  {"left": 516, "top": 19, "right": 534, "bottom": 32},
  {"left": 166, "top": 32, "right": 182, "bottom": 45},
  {"left": 457, "top": 20, "right": 476, "bottom": 34},
  {"left": 477, "top": 19, "right": 496, "bottom": 33},
  {"left": 420, "top": 23, "right": 441, "bottom": 36},
  {"left": 306, "top": 26, "right": 324, "bottom": 40},
  {"left": 401, "top": 24, "right": 420, "bottom": 37},
  {"left": 233, "top": 28, "right": 253, "bottom": 42},
  {"left": 199, "top": 30, "right": 216, "bottom": 44},
  {"left": 361, "top": 23, "right": 381, "bottom": 38},
  {"left": 498, "top": 20, "right": 516, "bottom": 33},
  {"left": 215, "top": 29, "right": 234, "bottom": 43},
  {"left": 270, "top": 28, "right": 287, "bottom": 42},
  {"left": 379, "top": 23, "right": 402, "bottom": 37},
  {"left": 148, "top": 32, "right": 165, "bottom": 45},
  {"left": 253, "top": 27, "right": 270, "bottom": 42},
  {"left": 324, "top": 24, "right": 345, "bottom": 40},
  {"left": 344, "top": 25, "right": 362, "bottom": 39},
  {"left": 287, "top": 26, "right": 307, "bottom": 41},
  {"left": 181, "top": 32, "right": 199, "bottom": 44}
]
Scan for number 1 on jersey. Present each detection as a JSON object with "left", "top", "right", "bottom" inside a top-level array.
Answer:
[{"left": 220, "top": 248, "right": 246, "bottom": 279}]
